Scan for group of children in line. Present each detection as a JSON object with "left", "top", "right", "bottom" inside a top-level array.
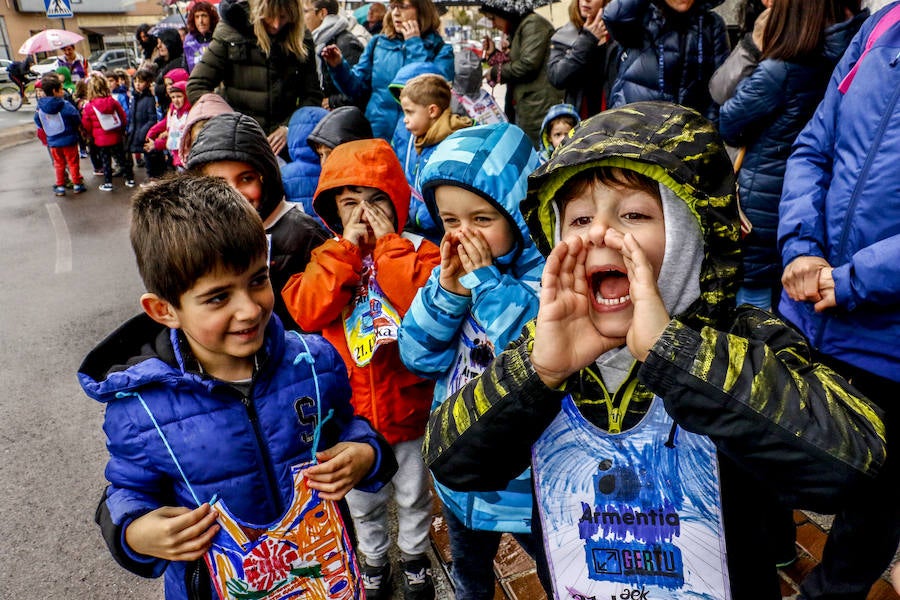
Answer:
[
  {"left": 34, "top": 64, "right": 200, "bottom": 196},
  {"left": 72, "top": 8, "right": 896, "bottom": 598}
]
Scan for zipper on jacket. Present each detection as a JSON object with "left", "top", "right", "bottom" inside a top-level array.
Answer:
[
  {"left": 241, "top": 388, "right": 284, "bottom": 515},
  {"left": 584, "top": 364, "right": 640, "bottom": 434},
  {"left": 822, "top": 78, "right": 900, "bottom": 348}
]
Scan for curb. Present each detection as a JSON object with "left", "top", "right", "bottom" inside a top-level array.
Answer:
[{"left": 0, "top": 123, "right": 36, "bottom": 153}]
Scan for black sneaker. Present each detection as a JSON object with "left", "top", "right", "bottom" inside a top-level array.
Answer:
[
  {"left": 401, "top": 557, "right": 434, "bottom": 600},
  {"left": 360, "top": 561, "right": 391, "bottom": 600}
]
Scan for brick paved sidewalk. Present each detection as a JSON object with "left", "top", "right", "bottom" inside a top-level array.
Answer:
[{"left": 429, "top": 509, "right": 900, "bottom": 600}]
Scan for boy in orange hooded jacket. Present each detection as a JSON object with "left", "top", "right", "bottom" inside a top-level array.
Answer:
[{"left": 282, "top": 139, "right": 441, "bottom": 600}]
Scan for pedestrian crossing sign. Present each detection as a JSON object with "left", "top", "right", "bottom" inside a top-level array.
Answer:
[{"left": 44, "top": 0, "right": 73, "bottom": 19}]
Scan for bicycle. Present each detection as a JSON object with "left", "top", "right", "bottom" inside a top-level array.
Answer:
[{"left": 0, "top": 72, "right": 39, "bottom": 112}]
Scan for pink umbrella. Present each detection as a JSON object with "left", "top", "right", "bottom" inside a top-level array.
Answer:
[{"left": 18, "top": 29, "right": 84, "bottom": 55}]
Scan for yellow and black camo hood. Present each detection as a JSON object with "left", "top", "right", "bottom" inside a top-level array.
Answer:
[{"left": 521, "top": 101, "right": 741, "bottom": 330}]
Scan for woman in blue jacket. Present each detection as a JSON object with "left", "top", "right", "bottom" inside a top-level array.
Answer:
[
  {"left": 321, "top": 0, "right": 454, "bottom": 141},
  {"left": 719, "top": 0, "right": 866, "bottom": 310},
  {"left": 778, "top": 4, "right": 900, "bottom": 597}
]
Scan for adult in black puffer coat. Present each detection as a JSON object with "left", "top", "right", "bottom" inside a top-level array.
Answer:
[
  {"left": 603, "top": 0, "right": 729, "bottom": 124},
  {"left": 187, "top": 0, "right": 324, "bottom": 158},
  {"left": 719, "top": 1, "right": 866, "bottom": 309},
  {"left": 186, "top": 113, "right": 330, "bottom": 331},
  {"left": 154, "top": 28, "right": 188, "bottom": 114},
  {"left": 547, "top": 0, "right": 620, "bottom": 118}
]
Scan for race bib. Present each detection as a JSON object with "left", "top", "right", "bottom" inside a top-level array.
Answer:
[
  {"left": 447, "top": 315, "right": 494, "bottom": 395},
  {"left": 532, "top": 396, "right": 730, "bottom": 600},
  {"left": 206, "top": 462, "right": 362, "bottom": 600},
  {"left": 166, "top": 111, "right": 188, "bottom": 151},
  {"left": 342, "top": 255, "right": 400, "bottom": 366}
]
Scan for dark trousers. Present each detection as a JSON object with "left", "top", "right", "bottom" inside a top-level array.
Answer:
[
  {"left": 443, "top": 506, "right": 541, "bottom": 600},
  {"left": 144, "top": 150, "right": 168, "bottom": 179},
  {"left": 98, "top": 143, "right": 132, "bottom": 184},
  {"left": 800, "top": 359, "right": 900, "bottom": 600}
]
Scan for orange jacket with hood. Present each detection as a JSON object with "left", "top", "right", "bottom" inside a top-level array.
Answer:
[{"left": 282, "top": 139, "right": 440, "bottom": 445}]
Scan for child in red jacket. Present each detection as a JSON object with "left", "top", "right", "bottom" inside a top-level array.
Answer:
[
  {"left": 282, "top": 139, "right": 441, "bottom": 600},
  {"left": 145, "top": 80, "right": 192, "bottom": 171},
  {"left": 81, "top": 75, "right": 133, "bottom": 191}
]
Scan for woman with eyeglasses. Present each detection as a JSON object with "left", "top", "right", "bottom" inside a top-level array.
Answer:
[
  {"left": 320, "top": 0, "right": 454, "bottom": 140},
  {"left": 187, "top": 0, "right": 324, "bottom": 157}
]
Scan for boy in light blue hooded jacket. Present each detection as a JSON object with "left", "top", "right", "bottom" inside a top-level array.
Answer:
[{"left": 398, "top": 122, "right": 544, "bottom": 599}]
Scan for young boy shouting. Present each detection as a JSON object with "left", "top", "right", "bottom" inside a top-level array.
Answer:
[
  {"left": 282, "top": 139, "right": 441, "bottom": 600},
  {"left": 80, "top": 175, "right": 395, "bottom": 600},
  {"left": 424, "top": 102, "right": 886, "bottom": 600},
  {"left": 398, "top": 122, "right": 544, "bottom": 600}
]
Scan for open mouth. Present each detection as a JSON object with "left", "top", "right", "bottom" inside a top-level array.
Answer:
[{"left": 590, "top": 267, "right": 631, "bottom": 308}]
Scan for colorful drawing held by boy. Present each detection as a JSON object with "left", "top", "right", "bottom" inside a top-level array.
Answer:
[{"left": 206, "top": 463, "right": 362, "bottom": 600}]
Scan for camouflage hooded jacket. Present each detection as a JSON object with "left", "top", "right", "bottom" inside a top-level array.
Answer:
[{"left": 424, "top": 102, "right": 886, "bottom": 514}]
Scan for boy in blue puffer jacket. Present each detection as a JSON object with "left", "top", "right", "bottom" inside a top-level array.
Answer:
[
  {"left": 80, "top": 175, "right": 397, "bottom": 600},
  {"left": 398, "top": 123, "right": 544, "bottom": 600}
]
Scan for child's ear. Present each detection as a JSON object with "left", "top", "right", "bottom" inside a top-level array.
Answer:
[
  {"left": 140, "top": 293, "right": 181, "bottom": 329},
  {"left": 428, "top": 104, "right": 442, "bottom": 119}
]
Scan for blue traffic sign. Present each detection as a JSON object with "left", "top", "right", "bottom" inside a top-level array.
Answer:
[{"left": 44, "top": 0, "right": 73, "bottom": 19}]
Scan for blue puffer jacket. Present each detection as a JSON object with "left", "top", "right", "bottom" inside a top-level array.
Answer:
[
  {"left": 398, "top": 123, "right": 544, "bottom": 533},
  {"left": 281, "top": 106, "right": 328, "bottom": 222},
  {"left": 80, "top": 314, "right": 393, "bottom": 600},
  {"left": 34, "top": 96, "right": 81, "bottom": 148},
  {"left": 778, "top": 3, "right": 900, "bottom": 382},
  {"left": 328, "top": 30, "right": 454, "bottom": 140},
  {"left": 720, "top": 12, "right": 867, "bottom": 288},
  {"left": 604, "top": 0, "right": 728, "bottom": 123}
]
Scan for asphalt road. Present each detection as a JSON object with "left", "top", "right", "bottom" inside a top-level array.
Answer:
[{"left": 0, "top": 138, "right": 161, "bottom": 598}]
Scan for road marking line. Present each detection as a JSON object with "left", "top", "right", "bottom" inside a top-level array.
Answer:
[{"left": 46, "top": 202, "right": 72, "bottom": 274}]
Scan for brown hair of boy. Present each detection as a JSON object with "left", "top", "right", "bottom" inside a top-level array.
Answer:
[
  {"left": 400, "top": 73, "right": 451, "bottom": 112},
  {"left": 130, "top": 175, "right": 268, "bottom": 306}
]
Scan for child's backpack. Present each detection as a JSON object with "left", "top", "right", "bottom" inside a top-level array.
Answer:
[
  {"left": 92, "top": 106, "right": 122, "bottom": 132},
  {"left": 37, "top": 110, "right": 66, "bottom": 138},
  {"left": 451, "top": 48, "right": 507, "bottom": 125}
]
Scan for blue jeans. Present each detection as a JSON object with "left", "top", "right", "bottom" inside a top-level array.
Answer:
[
  {"left": 736, "top": 285, "right": 777, "bottom": 311},
  {"left": 442, "top": 505, "right": 539, "bottom": 600}
]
